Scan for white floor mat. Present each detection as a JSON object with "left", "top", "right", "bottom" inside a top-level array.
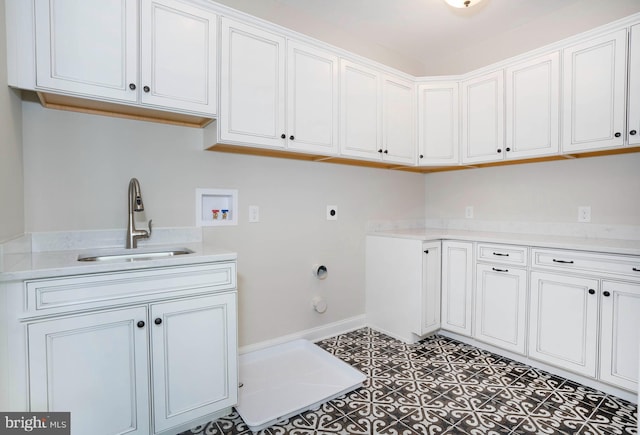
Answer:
[{"left": 235, "top": 339, "right": 366, "bottom": 432}]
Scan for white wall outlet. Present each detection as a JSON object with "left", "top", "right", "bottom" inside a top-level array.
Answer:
[
  {"left": 465, "top": 206, "right": 474, "bottom": 219},
  {"left": 578, "top": 206, "right": 591, "bottom": 223},
  {"left": 326, "top": 205, "right": 338, "bottom": 220},
  {"left": 248, "top": 205, "right": 260, "bottom": 223}
]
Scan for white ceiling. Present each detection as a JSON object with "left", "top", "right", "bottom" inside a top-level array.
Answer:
[{"left": 213, "top": 0, "right": 640, "bottom": 76}]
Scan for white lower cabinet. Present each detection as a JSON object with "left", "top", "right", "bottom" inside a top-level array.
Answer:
[
  {"left": 29, "top": 307, "right": 151, "bottom": 435},
  {"left": 365, "top": 236, "right": 440, "bottom": 343},
  {"left": 474, "top": 264, "right": 527, "bottom": 355},
  {"left": 151, "top": 294, "right": 238, "bottom": 433},
  {"left": 441, "top": 241, "right": 473, "bottom": 336},
  {"left": 528, "top": 271, "right": 599, "bottom": 378},
  {"left": 25, "top": 264, "right": 238, "bottom": 435},
  {"left": 599, "top": 281, "right": 640, "bottom": 391}
]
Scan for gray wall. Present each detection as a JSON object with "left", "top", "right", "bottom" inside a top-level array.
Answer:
[
  {"left": 21, "top": 101, "right": 426, "bottom": 346},
  {"left": 424, "top": 154, "right": 640, "bottom": 226},
  {"left": 0, "top": 0, "right": 24, "bottom": 242}
]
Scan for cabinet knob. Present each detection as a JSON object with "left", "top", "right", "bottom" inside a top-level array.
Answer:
[
  {"left": 630, "top": 130, "right": 637, "bottom": 136},
  {"left": 419, "top": 154, "right": 424, "bottom": 159},
  {"left": 378, "top": 149, "right": 383, "bottom": 153},
  {"left": 496, "top": 149, "right": 502, "bottom": 153},
  {"left": 143, "top": 86, "right": 150, "bottom": 93},
  {"left": 505, "top": 147, "right": 511, "bottom": 152},
  {"left": 614, "top": 132, "right": 621, "bottom": 138},
  {"left": 588, "top": 289, "right": 595, "bottom": 295},
  {"left": 281, "top": 134, "right": 286, "bottom": 139},
  {"left": 154, "top": 318, "right": 162, "bottom": 325},
  {"left": 424, "top": 250, "right": 429, "bottom": 254},
  {"left": 129, "top": 83, "right": 136, "bottom": 90},
  {"left": 383, "top": 150, "right": 388, "bottom": 154},
  {"left": 603, "top": 291, "right": 611, "bottom": 297},
  {"left": 137, "top": 320, "right": 145, "bottom": 328},
  {"left": 289, "top": 135, "right": 295, "bottom": 141}
]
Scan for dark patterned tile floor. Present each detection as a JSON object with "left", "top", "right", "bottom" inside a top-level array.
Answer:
[{"left": 179, "top": 328, "right": 638, "bottom": 435}]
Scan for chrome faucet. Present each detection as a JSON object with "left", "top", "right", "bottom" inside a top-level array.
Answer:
[{"left": 126, "top": 178, "right": 152, "bottom": 249}]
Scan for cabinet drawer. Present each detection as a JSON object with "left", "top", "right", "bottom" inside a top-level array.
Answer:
[
  {"left": 532, "top": 249, "right": 640, "bottom": 280},
  {"left": 477, "top": 243, "right": 528, "bottom": 266},
  {"left": 25, "top": 262, "right": 236, "bottom": 317}
]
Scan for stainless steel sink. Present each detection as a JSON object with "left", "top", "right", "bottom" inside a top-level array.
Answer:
[{"left": 77, "top": 248, "right": 194, "bottom": 262}]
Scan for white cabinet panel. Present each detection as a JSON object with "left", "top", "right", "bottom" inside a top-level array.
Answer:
[
  {"left": 287, "top": 41, "right": 339, "bottom": 155},
  {"left": 441, "top": 241, "right": 473, "bottom": 336},
  {"left": 629, "top": 24, "right": 640, "bottom": 146},
  {"left": 600, "top": 281, "right": 640, "bottom": 391},
  {"left": 152, "top": 293, "right": 238, "bottom": 433},
  {"left": 34, "top": 0, "right": 138, "bottom": 102},
  {"left": 562, "top": 29, "right": 627, "bottom": 152},
  {"left": 474, "top": 264, "right": 527, "bottom": 354},
  {"left": 461, "top": 71, "right": 504, "bottom": 164},
  {"left": 220, "top": 18, "right": 286, "bottom": 148},
  {"left": 382, "top": 75, "right": 416, "bottom": 165},
  {"left": 140, "top": 0, "right": 217, "bottom": 114},
  {"left": 529, "top": 271, "right": 599, "bottom": 377},
  {"left": 28, "top": 307, "right": 150, "bottom": 435},
  {"left": 505, "top": 52, "right": 560, "bottom": 159},
  {"left": 340, "top": 60, "right": 381, "bottom": 160},
  {"left": 365, "top": 237, "right": 440, "bottom": 343},
  {"left": 418, "top": 82, "right": 459, "bottom": 166}
]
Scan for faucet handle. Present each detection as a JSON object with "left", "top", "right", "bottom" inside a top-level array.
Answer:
[{"left": 147, "top": 219, "right": 153, "bottom": 237}]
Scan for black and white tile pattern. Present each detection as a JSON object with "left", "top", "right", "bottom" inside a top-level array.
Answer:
[{"left": 179, "top": 328, "right": 638, "bottom": 435}]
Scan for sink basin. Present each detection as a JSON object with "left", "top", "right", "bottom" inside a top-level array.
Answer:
[{"left": 78, "top": 248, "right": 194, "bottom": 262}]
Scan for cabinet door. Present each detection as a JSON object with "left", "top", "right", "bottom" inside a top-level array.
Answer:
[
  {"left": 629, "top": 24, "right": 640, "bottom": 146},
  {"left": 140, "top": 0, "right": 217, "bottom": 115},
  {"left": 382, "top": 74, "right": 416, "bottom": 165},
  {"left": 220, "top": 18, "right": 286, "bottom": 148},
  {"left": 151, "top": 293, "right": 238, "bottom": 433},
  {"left": 600, "top": 281, "right": 640, "bottom": 391},
  {"left": 417, "top": 82, "right": 459, "bottom": 166},
  {"left": 28, "top": 307, "right": 150, "bottom": 435},
  {"left": 420, "top": 241, "right": 442, "bottom": 336},
  {"left": 529, "top": 272, "right": 599, "bottom": 377},
  {"left": 474, "top": 264, "right": 527, "bottom": 354},
  {"left": 441, "top": 241, "right": 473, "bottom": 336},
  {"left": 34, "top": 0, "right": 138, "bottom": 102},
  {"left": 287, "top": 41, "right": 339, "bottom": 155},
  {"left": 339, "top": 60, "right": 381, "bottom": 160},
  {"left": 461, "top": 70, "right": 504, "bottom": 164},
  {"left": 505, "top": 52, "right": 560, "bottom": 159},
  {"left": 562, "top": 29, "right": 627, "bottom": 152}
]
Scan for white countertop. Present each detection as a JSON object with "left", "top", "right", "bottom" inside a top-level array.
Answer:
[
  {"left": 0, "top": 242, "right": 237, "bottom": 282},
  {"left": 368, "top": 228, "right": 640, "bottom": 256}
]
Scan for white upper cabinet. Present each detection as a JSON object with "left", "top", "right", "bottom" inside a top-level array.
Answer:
[
  {"left": 339, "top": 60, "right": 382, "bottom": 160},
  {"left": 562, "top": 29, "right": 628, "bottom": 152},
  {"left": 505, "top": 52, "right": 560, "bottom": 159},
  {"left": 382, "top": 74, "right": 416, "bottom": 165},
  {"left": 629, "top": 24, "right": 640, "bottom": 146},
  {"left": 140, "top": 0, "right": 217, "bottom": 114},
  {"left": 286, "top": 41, "right": 339, "bottom": 155},
  {"left": 417, "top": 82, "right": 459, "bottom": 166},
  {"left": 461, "top": 70, "right": 505, "bottom": 164},
  {"left": 34, "top": 0, "right": 139, "bottom": 103},
  {"left": 33, "top": 0, "right": 217, "bottom": 116},
  {"left": 220, "top": 17, "right": 286, "bottom": 148},
  {"left": 339, "top": 60, "right": 415, "bottom": 164}
]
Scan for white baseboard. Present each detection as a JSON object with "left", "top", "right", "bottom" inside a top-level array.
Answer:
[{"left": 239, "top": 315, "right": 366, "bottom": 355}]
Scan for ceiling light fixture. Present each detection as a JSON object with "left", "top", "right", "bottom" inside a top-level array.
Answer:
[{"left": 444, "top": 0, "right": 483, "bottom": 8}]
